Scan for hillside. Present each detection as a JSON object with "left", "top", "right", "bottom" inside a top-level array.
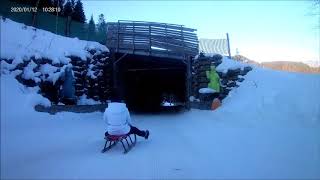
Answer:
[
  {"left": 232, "top": 55, "right": 320, "bottom": 73},
  {"left": 261, "top": 61, "right": 320, "bottom": 73}
]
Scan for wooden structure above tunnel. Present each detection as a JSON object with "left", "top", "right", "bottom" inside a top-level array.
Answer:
[{"left": 106, "top": 20, "right": 199, "bottom": 60}]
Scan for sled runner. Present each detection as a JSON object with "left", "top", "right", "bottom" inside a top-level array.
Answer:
[{"left": 101, "top": 134, "right": 137, "bottom": 154}]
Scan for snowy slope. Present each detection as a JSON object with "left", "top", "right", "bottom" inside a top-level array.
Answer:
[
  {"left": 0, "top": 17, "right": 108, "bottom": 65},
  {"left": 1, "top": 17, "right": 320, "bottom": 180},
  {"left": 1, "top": 66, "right": 320, "bottom": 179}
]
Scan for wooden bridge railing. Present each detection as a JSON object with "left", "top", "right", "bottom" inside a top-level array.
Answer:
[{"left": 106, "top": 20, "right": 199, "bottom": 60}]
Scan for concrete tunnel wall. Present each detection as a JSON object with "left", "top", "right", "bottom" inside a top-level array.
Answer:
[{"left": 113, "top": 53, "right": 188, "bottom": 111}]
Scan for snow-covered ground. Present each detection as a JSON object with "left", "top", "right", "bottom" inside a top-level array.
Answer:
[
  {"left": 1, "top": 18, "right": 320, "bottom": 179},
  {"left": 1, "top": 66, "right": 320, "bottom": 179}
]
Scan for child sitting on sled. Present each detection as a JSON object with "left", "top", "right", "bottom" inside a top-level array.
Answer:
[{"left": 104, "top": 93, "right": 149, "bottom": 139}]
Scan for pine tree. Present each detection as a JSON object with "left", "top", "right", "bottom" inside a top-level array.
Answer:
[
  {"left": 72, "top": 0, "right": 86, "bottom": 23},
  {"left": 88, "top": 15, "right": 96, "bottom": 33},
  {"left": 96, "top": 14, "right": 107, "bottom": 42},
  {"left": 52, "top": 0, "right": 65, "bottom": 16},
  {"left": 97, "top": 13, "right": 106, "bottom": 33},
  {"left": 88, "top": 14, "right": 96, "bottom": 40},
  {"left": 38, "top": 0, "right": 54, "bottom": 8},
  {"left": 63, "top": 0, "right": 73, "bottom": 17},
  {"left": 71, "top": 0, "right": 75, "bottom": 9}
]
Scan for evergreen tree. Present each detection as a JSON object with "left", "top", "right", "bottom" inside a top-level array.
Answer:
[
  {"left": 97, "top": 14, "right": 107, "bottom": 42},
  {"left": 63, "top": 0, "right": 73, "bottom": 17},
  {"left": 88, "top": 15, "right": 96, "bottom": 33},
  {"left": 97, "top": 13, "right": 106, "bottom": 33},
  {"left": 88, "top": 14, "right": 96, "bottom": 40},
  {"left": 38, "top": 0, "right": 54, "bottom": 8},
  {"left": 52, "top": 0, "right": 65, "bottom": 16},
  {"left": 71, "top": 0, "right": 75, "bottom": 9},
  {"left": 72, "top": 0, "right": 86, "bottom": 23}
]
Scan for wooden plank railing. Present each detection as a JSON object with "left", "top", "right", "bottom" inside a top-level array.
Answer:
[{"left": 106, "top": 20, "right": 199, "bottom": 60}]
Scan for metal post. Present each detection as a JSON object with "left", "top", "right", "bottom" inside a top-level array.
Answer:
[
  {"left": 186, "top": 56, "right": 191, "bottom": 110},
  {"left": 149, "top": 25, "right": 151, "bottom": 56},
  {"left": 226, "top": 33, "right": 231, "bottom": 59},
  {"left": 32, "top": 0, "right": 41, "bottom": 26},
  {"left": 133, "top": 22, "right": 135, "bottom": 54},
  {"left": 55, "top": 0, "right": 59, "bottom": 34}
]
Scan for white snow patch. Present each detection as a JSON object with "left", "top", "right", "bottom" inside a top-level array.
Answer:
[
  {"left": 199, "top": 88, "right": 216, "bottom": 94},
  {"left": 161, "top": 101, "right": 175, "bottom": 106},
  {"left": 217, "top": 56, "right": 253, "bottom": 73},
  {"left": 22, "top": 60, "right": 41, "bottom": 83},
  {"left": 77, "top": 94, "right": 101, "bottom": 105},
  {"left": 39, "top": 64, "right": 58, "bottom": 75}
]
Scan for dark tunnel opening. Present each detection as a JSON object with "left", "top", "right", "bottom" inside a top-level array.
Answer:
[{"left": 114, "top": 53, "right": 187, "bottom": 112}]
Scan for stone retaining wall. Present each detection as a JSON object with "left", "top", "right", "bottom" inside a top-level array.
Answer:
[
  {"left": 1, "top": 48, "right": 112, "bottom": 104},
  {"left": 190, "top": 54, "right": 253, "bottom": 110}
]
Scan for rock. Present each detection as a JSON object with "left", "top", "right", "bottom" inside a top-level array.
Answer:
[
  {"left": 197, "top": 77, "right": 209, "bottom": 83},
  {"left": 198, "top": 82, "right": 209, "bottom": 89},
  {"left": 228, "top": 75, "right": 238, "bottom": 81},
  {"left": 195, "top": 71, "right": 207, "bottom": 77},
  {"left": 194, "top": 59, "right": 211, "bottom": 66},
  {"left": 13, "top": 62, "right": 27, "bottom": 70},
  {"left": 227, "top": 81, "right": 237, "bottom": 87},
  {"left": 222, "top": 88, "right": 232, "bottom": 95},
  {"left": 199, "top": 101, "right": 212, "bottom": 110},
  {"left": 199, "top": 92, "right": 219, "bottom": 102},
  {"left": 243, "top": 66, "right": 253, "bottom": 73},
  {"left": 221, "top": 79, "right": 229, "bottom": 85},
  {"left": 194, "top": 64, "right": 211, "bottom": 71},
  {"left": 16, "top": 74, "right": 38, "bottom": 87},
  {"left": 212, "top": 59, "right": 222, "bottom": 67},
  {"left": 218, "top": 93, "right": 227, "bottom": 100},
  {"left": 237, "top": 78, "right": 245, "bottom": 82},
  {"left": 227, "top": 68, "right": 241, "bottom": 77},
  {"left": 2, "top": 58, "right": 13, "bottom": 64},
  {"left": 88, "top": 49, "right": 97, "bottom": 55},
  {"left": 211, "top": 54, "right": 223, "bottom": 62}
]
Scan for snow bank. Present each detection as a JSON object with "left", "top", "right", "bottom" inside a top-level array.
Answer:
[
  {"left": 216, "top": 56, "right": 252, "bottom": 73},
  {"left": 77, "top": 94, "right": 101, "bottom": 105},
  {"left": 1, "top": 74, "right": 51, "bottom": 114},
  {"left": 0, "top": 17, "right": 108, "bottom": 64}
]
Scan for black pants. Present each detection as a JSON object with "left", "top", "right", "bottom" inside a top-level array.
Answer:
[{"left": 105, "top": 125, "right": 146, "bottom": 137}]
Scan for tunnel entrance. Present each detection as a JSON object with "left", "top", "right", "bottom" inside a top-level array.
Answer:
[{"left": 114, "top": 53, "right": 187, "bottom": 111}]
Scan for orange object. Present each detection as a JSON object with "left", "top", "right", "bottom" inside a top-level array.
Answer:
[{"left": 211, "top": 98, "right": 221, "bottom": 110}]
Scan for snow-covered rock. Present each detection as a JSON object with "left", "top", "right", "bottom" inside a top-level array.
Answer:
[
  {"left": 216, "top": 56, "right": 253, "bottom": 73},
  {"left": 0, "top": 17, "right": 112, "bottom": 104}
]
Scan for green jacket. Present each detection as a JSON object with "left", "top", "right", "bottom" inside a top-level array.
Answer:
[{"left": 206, "top": 66, "right": 221, "bottom": 93}]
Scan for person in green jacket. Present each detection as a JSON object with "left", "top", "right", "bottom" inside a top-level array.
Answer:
[{"left": 206, "top": 65, "right": 221, "bottom": 93}]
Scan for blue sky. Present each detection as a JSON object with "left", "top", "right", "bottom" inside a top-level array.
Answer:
[{"left": 83, "top": 1, "right": 319, "bottom": 63}]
